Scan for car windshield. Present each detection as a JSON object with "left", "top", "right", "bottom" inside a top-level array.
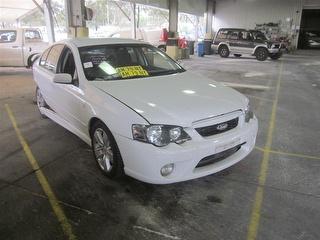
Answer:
[
  {"left": 251, "top": 31, "right": 268, "bottom": 41},
  {"left": 79, "top": 44, "right": 185, "bottom": 81}
]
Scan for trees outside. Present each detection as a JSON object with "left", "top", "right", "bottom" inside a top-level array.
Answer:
[{"left": 18, "top": 0, "right": 204, "bottom": 41}]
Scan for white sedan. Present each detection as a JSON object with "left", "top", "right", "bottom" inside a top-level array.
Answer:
[{"left": 33, "top": 38, "right": 258, "bottom": 184}]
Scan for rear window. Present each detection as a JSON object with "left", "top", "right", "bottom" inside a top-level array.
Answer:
[{"left": 0, "top": 30, "right": 17, "bottom": 43}]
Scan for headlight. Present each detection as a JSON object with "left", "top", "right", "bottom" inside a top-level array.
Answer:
[
  {"left": 244, "top": 103, "right": 254, "bottom": 122},
  {"left": 132, "top": 124, "right": 191, "bottom": 147}
]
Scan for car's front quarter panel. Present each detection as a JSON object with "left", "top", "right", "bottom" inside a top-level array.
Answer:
[
  {"left": 67, "top": 43, "right": 150, "bottom": 141},
  {"left": 83, "top": 82, "right": 149, "bottom": 140}
]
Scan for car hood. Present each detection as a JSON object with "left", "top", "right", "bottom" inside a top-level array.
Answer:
[{"left": 91, "top": 72, "right": 248, "bottom": 126}]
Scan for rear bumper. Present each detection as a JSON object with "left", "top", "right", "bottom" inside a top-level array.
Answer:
[{"left": 115, "top": 117, "right": 258, "bottom": 184}]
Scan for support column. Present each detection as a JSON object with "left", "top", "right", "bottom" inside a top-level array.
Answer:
[
  {"left": 195, "top": 16, "right": 199, "bottom": 41},
  {"left": 43, "top": 0, "right": 55, "bottom": 43},
  {"left": 204, "top": 0, "right": 215, "bottom": 55},
  {"left": 205, "top": 0, "right": 215, "bottom": 39},
  {"left": 168, "top": 0, "right": 178, "bottom": 35},
  {"left": 65, "top": 0, "right": 88, "bottom": 38},
  {"left": 167, "top": 0, "right": 179, "bottom": 60},
  {"left": 131, "top": 3, "right": 137, "bottom": 39}
]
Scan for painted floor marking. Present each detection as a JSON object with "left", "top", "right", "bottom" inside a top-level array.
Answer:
[
  {"left": 133, "top": 225, "right": 181, "bottom": 240},
  {"left": 5, "top": 104, "right": 76, "bottom": 240},
  {"left": 246, "top": 61, "right": 283, "bottom": 240},
  {"left": 255, "top": 146, "right": 320, "bottom": 160}
]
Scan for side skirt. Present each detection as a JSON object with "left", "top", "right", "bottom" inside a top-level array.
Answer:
[{"left": 40, "top": 107, "right": 92, "bottom": 146}]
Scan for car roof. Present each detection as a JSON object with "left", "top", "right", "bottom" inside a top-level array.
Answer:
[
  {"left": 218, "top": 28, "right": 247, "bottom": 31},
  {"left": 0, "top": 28, "right": 39, "bottom": 31},
  {"left": 61, "top": 38, "right": 149, "bottom": 48}
]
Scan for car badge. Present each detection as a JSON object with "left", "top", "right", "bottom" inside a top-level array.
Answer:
[{"left": 217, "top": 123, "right": 228, "bottom": 131}]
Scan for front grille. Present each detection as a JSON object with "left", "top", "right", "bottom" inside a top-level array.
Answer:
[
  {"left": 196, "top": 143, "right": 245, "bottom": 168},
  {"left": 195, "top": 117, "right": 239, "bottom": 137}
]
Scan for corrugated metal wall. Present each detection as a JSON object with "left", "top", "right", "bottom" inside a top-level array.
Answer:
[{"left": 213, "top": 0, "right": 303, "bottom": 31}]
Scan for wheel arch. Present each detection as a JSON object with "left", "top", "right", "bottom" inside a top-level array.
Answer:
[
  {"left": 88, "top": 117, "right": 104, "bottom": 137},
  {"left": 158, "top": 44, "right": 166, "bottom": 51},
  {"left": 253, "top": 45, "right": 268, "bottom": 55},
  {"left": 218, "top": 42, "right": 230, "bottom": 52},
  {"left": 27, "top": 53, "right": 40, "bottom": 68}
]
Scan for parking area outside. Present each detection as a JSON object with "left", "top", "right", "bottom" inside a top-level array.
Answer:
[{"left": 1, "top": 51, "right": 320, "bottom": 240}]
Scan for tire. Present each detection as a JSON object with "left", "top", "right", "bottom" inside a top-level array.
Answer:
[
  {"left": 255, "top": 48, "right": 268, "bottom": 61},
  {"left": 27, "top": 54, "right": 39, "bottom": 68},
  {"left": 158, "top": 45, "right": 166, "bottom": 52},
  {"left": 270, "top": 52, "right": 282, "bottom": 60},
  {"left": 218, "top": 45, "right": 230, "bottom": 58},
  {"left": 36, "top": 87, "right": 48, "bottom": 118},
  {"left": 90, "top": 121, "right": 124, "bottom": 179}
]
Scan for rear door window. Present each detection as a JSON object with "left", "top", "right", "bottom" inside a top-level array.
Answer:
[
  {"left": 40, "top": 47, "right": 51, "bottom": 66},
  {"left": 228, "top": 31, "right": 239, "bottom": 40},
  {"left": 45, "top": 44, "right": 65, "bottom": 72}
]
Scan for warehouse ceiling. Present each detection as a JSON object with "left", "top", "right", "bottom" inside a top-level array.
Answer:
[
  {"left": 125, "top": 0, "right": 207, "bottom": 16},
  {"left": 0, "top": 0, "right": 208, "bottom": 23},
  {"left": 0, "top": 0, "right": 42, "bottom": 22}
]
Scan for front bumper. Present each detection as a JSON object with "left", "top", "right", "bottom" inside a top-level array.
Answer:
[
  {"left": 115, "top": 117, "right": 258, "bottom": 184},
  {"left": 268, "top": 47, "right": 285, "bottom": 54}
]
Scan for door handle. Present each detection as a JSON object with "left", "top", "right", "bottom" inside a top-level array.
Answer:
[{"left": 11, "top": 46, "right": 19, "bottom": 48}]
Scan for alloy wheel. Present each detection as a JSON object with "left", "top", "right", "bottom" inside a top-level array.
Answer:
[
  {"left": 93, "top": 128, "right": 114, "bottom": 173},
  {"left": 36, "top": 88, "right": 45, "bottom": 108}
]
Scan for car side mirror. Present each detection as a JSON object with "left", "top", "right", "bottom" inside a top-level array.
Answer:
[{"left": 53, "top": 73, "right": 72, "bottom": 84}]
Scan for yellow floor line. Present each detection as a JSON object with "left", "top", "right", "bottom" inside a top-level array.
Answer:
[
  {"left": 247, "top": 61, "right": 283, "bottom": 240},
  {"left": 255, "top": 146, "right": 320, "bottom": 160},
  {"left": 5, "top": 104, "right": 76, "bottom": 240}
]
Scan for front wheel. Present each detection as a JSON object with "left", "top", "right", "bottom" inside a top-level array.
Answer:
[
  {"left": 218, "top": 45, "right": 230, "bottom": 58},
  {"left": 255, "top": 48, "right": 268, "bottom": 61},
  {"left": 91, "top": 121, "right": 124, "bottom": 179},
  {"left": 270, "top": 52, "right": 282, "bottom": 60}
]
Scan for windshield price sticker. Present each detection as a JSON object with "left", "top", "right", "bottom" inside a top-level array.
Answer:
[{"left": 116, "top": 66, "right": 149, "bottom": 78}]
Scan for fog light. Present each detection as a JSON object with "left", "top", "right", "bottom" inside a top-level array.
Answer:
[{"left": 160, "top": 163, "right": 174, "bottom": 176}]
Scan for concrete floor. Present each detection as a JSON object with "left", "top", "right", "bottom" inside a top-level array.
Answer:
[{"left": 0, "top": 52, "right": 319, "bottom": 240}]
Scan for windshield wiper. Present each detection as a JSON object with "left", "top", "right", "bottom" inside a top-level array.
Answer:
[{"left": 149, "top": 69, "right": 183, "bottom": 76}]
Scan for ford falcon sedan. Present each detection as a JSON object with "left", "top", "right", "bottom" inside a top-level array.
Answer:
[{"left": 33, "top": 38, "right": 258, "bottom": 184}]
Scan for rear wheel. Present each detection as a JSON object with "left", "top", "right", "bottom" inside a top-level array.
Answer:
[
  {"left": 91, "top": 121, "right": 124, "bottom": 179},
  {"left": 255, "top": 48, "right": 268, "bottom": 61},
  {"left": 218, "top": 45, "right": 230, "bottom": 58},
  {"left": 270, "top": 52, "right": 282, "bottom": 60},
  {"left": 36, "top": 87, "right": 47, "bottom": 118}
]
